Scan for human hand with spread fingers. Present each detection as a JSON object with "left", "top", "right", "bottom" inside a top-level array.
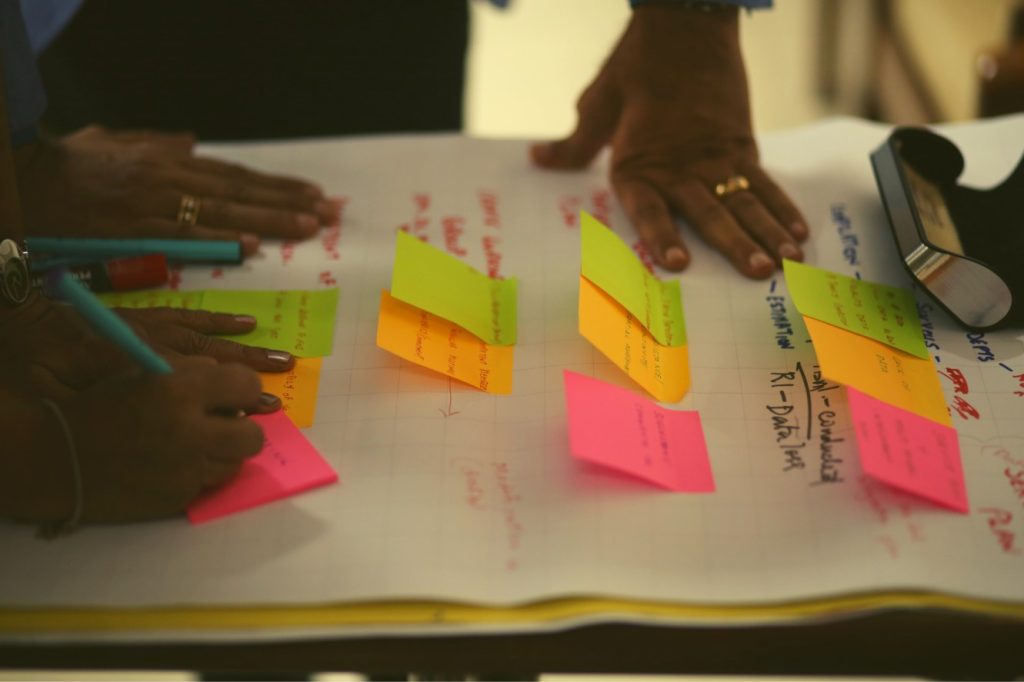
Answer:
[
  {"left": 531, "top": 2, "right": 807, "bottom": 279},
  {"left": 14, "top": 125, "right": 342, "bottom": 257},
  {"left": 0, "top": 291, "right": 294, "bottom": 402},
  {"left": 0, "top": 359, "right": 268, "bottom": 526}
]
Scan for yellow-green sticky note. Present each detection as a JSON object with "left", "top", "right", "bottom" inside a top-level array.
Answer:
[
  {"left": 580, "top": 211, "right": 685, "bottom": 347},
  {"left": 100, "top": 289, "right": 339, "bottom": 358},
  {"left": 390, "top": 230, "right": 518, "bottom": 345},
  {"left": 203, "top": 289, "right": 339, "bottom": 357},
  {"left": 783, "top": 260, "right": 927, "bottom": 359}
]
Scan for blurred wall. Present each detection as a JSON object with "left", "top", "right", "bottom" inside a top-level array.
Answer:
[{"left": 464, "top": 0, "right": 1023, "bottom": 139}]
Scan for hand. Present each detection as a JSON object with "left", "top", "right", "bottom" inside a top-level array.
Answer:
[
  {"left": 17, "top": 360, "right": 267, "bottom": 524},
  {"left": 0, "top": 292, "right": 294, "bottom": 401},
  {"left": 14, "top": 126, "right": 342, "bottom": 257},
  {"left": 531, "top": 6, "right": 807, "bottom": 279}
]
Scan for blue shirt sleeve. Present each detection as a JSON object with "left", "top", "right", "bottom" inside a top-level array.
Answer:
[
  {"left": 18, "top": 0, "right": 83, "bottom": 53},
  {"left": 1, "top": 0, "right": 47, "bottom": 145}
]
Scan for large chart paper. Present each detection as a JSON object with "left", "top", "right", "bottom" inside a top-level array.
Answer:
[{"left": 2, "top": 117, "right": 1023, "bottom": 639}]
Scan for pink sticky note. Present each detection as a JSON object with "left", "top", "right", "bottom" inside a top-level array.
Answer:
[
  {"left": 847, "top": 386, "right": 968, "bottom": 513},
  {"left": 563, "top": 370, "right": 714, "bottom": 492},
  {"left": 187, "top": 411, "right": 338, "bottom": 524}
]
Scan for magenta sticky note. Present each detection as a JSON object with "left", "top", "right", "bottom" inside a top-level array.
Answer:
[
  {"left": 187, "top": 411, "right": 338, "bottom": 524},
  {"left": 847, "top": 386, "right": 968, "bottom": 513},
  {"left": 563, "top": 370, "right": 714, "bottom": 492}
]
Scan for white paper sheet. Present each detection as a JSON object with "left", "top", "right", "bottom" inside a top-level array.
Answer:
[{"left": 2, "top": 117, "right": 1023, "bottom": 617}]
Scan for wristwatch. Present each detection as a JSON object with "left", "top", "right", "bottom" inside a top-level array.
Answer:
[{"left": 0, "top": 238, "right": 31, "bottom": 306}]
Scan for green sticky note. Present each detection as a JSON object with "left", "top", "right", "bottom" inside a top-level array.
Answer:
[
  {"left": 580, "top": 212, "right": 685, "bottom": 347},
  {"left": 783, "top": 260, "right": 927, "bottom": 359},
  {"left": 390, "top": 230, "right": 518, "bottom": 345},
  {"left": 100, "top": 288, "right": 339, "bottom": 357},
  {"left": 202, "top": 289, "right": 339, "bottom": 357}
]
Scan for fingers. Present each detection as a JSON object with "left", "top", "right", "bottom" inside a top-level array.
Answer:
[
  {"left": 191, "top": 178, "right": 330, "bottom": 228},
  {"left": 250, "top": 392, "right": 282, "bottom": 415},
  {"left": 615, "top": 179, "right": 690, "bottom": 271},
  {"left": 118, "top": 307, "right": 257, "bottom": 335},
  {"left": 110, "top": 129, "right": 197, "bottom": 153},
  {"left": 200, "top": 417, "right": 264, "bottom": 487},
  {"left": 174, "top": 334, "right": 295, "bottom": 372},
  {"left": 154, "top": 328, "right": 294, "bottom": 373},
  {"left": 667, "top": 180, "right": 776, "bottom": 279},
  {"left": 196, "top": 197, "right": 321, "bottom": 240},
  {"left": 118, "top": 307, "right": 295, "bottom": 371},
  {"left": 145, "top": 186, "right": 321, "bottom": 241},
  {"left": 181, "top": 155, "right": 337, "bottom": 225},
  {"left": 614, "top": 163, "right": 808, "bottom": 279},
  {"left": 742, "top": 162, "right": 809, "bottom": 242},
  {"left": 531, "top": 75, "right": 621, "bottom": 170},
  {"left": 184, "top": 155, "right": 323, "bottom": 198},
  {"left": 194, "top": 363, "right": 263, "bottom": 414},
  {"left": 719, "top": 190, "right": 804, "bottom": 264},
  {"left": 124, "top": 217, "right": 262, "bottom": 257},
  {"left": 202, "top": 457, "right": 245, "bottom": 490}
]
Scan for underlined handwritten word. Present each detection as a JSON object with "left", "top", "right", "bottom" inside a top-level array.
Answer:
[{"left": 766, "top": 295, "right": 795, "bottom": 349}]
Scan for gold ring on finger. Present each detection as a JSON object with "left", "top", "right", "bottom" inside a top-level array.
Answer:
[
  {"left": 713, "top": 174, "right": 750, "bottom": 199},
  {"left": 176, "top": 194, "right": 201, "bottom": 227}
]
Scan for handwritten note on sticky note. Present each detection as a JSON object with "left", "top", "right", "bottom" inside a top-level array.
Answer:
[
  {"left": 390, "top": 230, "right": 517, "bottom": 346},
  {"left": 804, "top": 316, "right": 950, "bottom": 426},
  {"left": 202, "top": 289, "right": 338, "bottom": 357},
  {"left": 784, "top": 260, "right": 927, "bottom": 358},
  {"left": 100, "top": 289, "right": 339, "bottom": 357},
  {"left": 260, "top": 357, "right": 323, "bottom": 428},
  {"left": 377, "top": 290, "right": 513, "bottom": 394},
  {"left": 579, "top": 275, "right": 689, "bottom": 402},
  {"left": 847, "top": 387, "right": 968, "bottom": 513},
  {"left": 187, "top": 411, "right": 338, "bottom": 524},
  {"left": 563, "top": 370, "right": 713, "bottom": 492},
  {"left": 580, "top": 212, "right": 685, "bottom": 347}
]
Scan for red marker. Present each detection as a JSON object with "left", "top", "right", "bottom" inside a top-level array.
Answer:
[{"left": 33, "top": 254, "right": 169, "bottom": 293}]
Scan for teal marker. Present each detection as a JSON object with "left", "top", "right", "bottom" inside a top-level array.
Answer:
[
  {"left": 48, "top": 269, "right": 172, "bottom": 374},
  {"left": 27, "top": 237, "right": 242, "bottom": 264}
]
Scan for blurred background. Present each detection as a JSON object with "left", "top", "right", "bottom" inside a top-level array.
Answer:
[{"left": 465, "top": 0, "right": 1024, "bottom": 138}]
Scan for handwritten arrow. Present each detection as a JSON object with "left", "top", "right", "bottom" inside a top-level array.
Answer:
[{"left": 438, "top": 377, "right": 461, "bottom": 418}]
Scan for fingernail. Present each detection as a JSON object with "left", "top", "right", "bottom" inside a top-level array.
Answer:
[
  {"left": 790, "top": 221, "right": 808, "bottom": 239},
  {"left": 233, "top": 315, "right": 257, "bottom": 325},
  {"left": 297, "top": 213, "right": 319, "bottom": 231},
  {"left": 265, "top": 350, "right": 292, "bottom": 364},
  {"left": 749, "top": 252, "right": 773, "bottom": 272},
  {"left": 259, "top": 392, "right": 281, "bottom": 409},
  {"left": 664, "top": 246, "right": 689, "bottom": 269},
  {"left": 778, "top": 243, "right": 802, "bottom": 261},
  {"left": 303, "top": 184, "right": 325, "bottom": 198}
]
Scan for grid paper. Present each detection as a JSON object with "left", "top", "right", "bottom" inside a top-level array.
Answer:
[{"left": 1, "top": 118, "right": 1022, "bottom": 615}]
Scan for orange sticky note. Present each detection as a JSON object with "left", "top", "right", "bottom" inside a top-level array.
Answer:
[
  {"left": 847, "top": 387, "right": 968, "bottom": 513},
  {"left": 579, "top": 275, "right": 690, "bottom": 402},
  {"left": 260, "top": 357, "right": 323, "bottom": 428},
  {"left": 376, "top": 290, "right": 513, "bottom": 394},
  {"left": 804, "top": 316, "right": 950, "bottom": 426}
]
